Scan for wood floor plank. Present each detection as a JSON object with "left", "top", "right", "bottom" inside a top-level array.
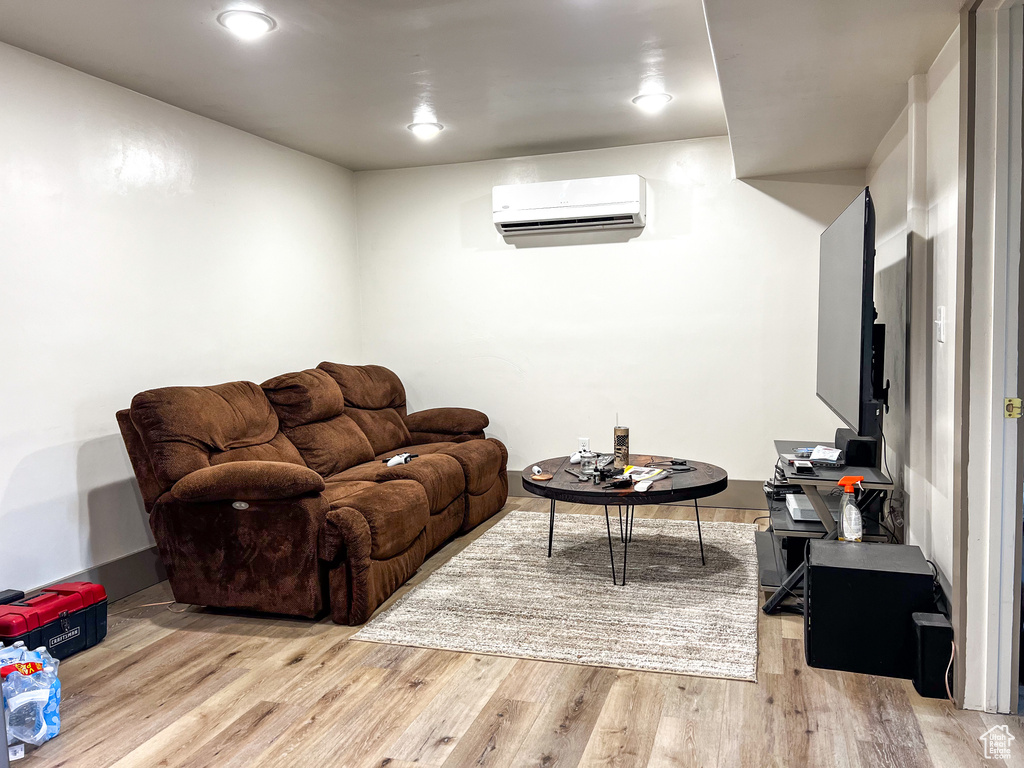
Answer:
[
  {"left": 779, "top": 615, "right": 803, "bottom": 641},
  {"left": 715, "top": 672, "right": 778, "bottom": 768},
  {"left": 651, "top": 674, "right": 728, "bottom": 767},
  {"left": 490, "top": 659, "right": 567, "bottom": 704},
  {"left": 578, "top": 669, "right": 665, "bottom": 768},
  {"left": 106, "top": 635, "right": 373, "bottom": 768},
  {"left": 757, "top": 613, "right": 785, "bottom": 676},
  {"left": 31, "top": 664, "right": 250, "bottom": 768},
  {"left": 782, "top": 639, "right": 857, "bottom": 768},
  {"left": 175, "top": 699, "right": 302, "bottom": 768},
  {"left": 442, "top": 696, "right": 543, "bottom": 768},
  {"left": 647, "top": 716, "right": 697, "bottom": 768},
  {"left": 840, "top": 669, "right": 929, "bottom": 764},
  {"left": 771, "top": 638, "right": 860, "bottom": 768},
  {"left": 912, "top": 691, "right": 1004, "bottom": 767},
  {"left": 387, "top": 654, "right": 518, "bottom": 765},
  {"left": 249, "top": 665, "right": 394, "bottom": 768},
  {"left": 508, "top": 664, "right": 617, "bottom": 768},
  {"left": 272, "top": 648, "right": 469, "bottom": 768}
]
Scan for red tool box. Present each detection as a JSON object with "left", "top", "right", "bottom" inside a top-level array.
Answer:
[{"left": 0, "top": 582, "right": 107, "bottom": 660}]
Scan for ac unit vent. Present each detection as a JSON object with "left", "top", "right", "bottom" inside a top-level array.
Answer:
[
  {"left": 499, "top": 214, "right": 638, "bottom": 233},
  {"left": 492, "top": 175, "right": 646, "bottom": 238}
]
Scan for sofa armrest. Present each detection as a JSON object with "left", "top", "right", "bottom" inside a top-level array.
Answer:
[
  {"left": 169, "top": 461, "right": 325, "bottom": 503},
  {"left": 403, "top": 407, "right": 488, "bottom": 438},
  {"left": 320, "top": 505, "right": 371, "bottom": 564}
]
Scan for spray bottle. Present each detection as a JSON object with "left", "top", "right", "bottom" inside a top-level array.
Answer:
[{"left": 837, "top": 475, "right": 864, "bottom": 542}]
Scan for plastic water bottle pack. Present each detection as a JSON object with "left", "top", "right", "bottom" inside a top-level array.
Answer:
[{"left": 1, "top": 641, "right": 61, "bottom": 748}]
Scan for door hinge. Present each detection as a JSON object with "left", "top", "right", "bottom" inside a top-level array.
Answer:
[{"left": 1006, "top": 398, "right": 1023, "bottom": 418}]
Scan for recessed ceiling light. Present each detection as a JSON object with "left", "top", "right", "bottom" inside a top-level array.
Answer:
[
  {"left": 632, "top": 92, "right": 673, "bottom": 114},
  {"left": 217, "top": 10, "right": 277, "bottom": 40},
  {"left": 407, "top": 122, "right": 444, "bottom": 140}
]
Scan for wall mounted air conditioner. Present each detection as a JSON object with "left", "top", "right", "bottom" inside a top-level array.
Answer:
[{"left": 492, "top": 174, "right": 646, "bottom": 237}]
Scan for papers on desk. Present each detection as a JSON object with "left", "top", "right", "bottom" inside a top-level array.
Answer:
[
  {"left": 781, "top": 446, "right": 842, "bottom": 465},
  {"left": 810, "top": 445, "right": 842, "bottom": 462}
]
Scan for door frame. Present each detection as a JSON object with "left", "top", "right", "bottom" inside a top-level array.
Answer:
[{"left": 955, "top": 0, "right": 1024, "bottom": 713}]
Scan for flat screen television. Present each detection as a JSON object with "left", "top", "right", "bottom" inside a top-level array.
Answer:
[{"left": 815, "top": 187, "right": 885, "bottom": 442}]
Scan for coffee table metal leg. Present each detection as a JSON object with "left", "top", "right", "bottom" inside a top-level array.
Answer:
[
  {"left": 694, "top": 499, "right": 705, "bottom": 565},
  {"left": 548, "top": 498, "right": 555, "bottom": 557},
  {"left": 628, "top": 503, "right": 635, "bottom": 543},
  {"left": 622, "top": 506, "right": 629, "bottom": 586},
  {"left": 604, "top": 505, "right": 618, "bottom": 585}
]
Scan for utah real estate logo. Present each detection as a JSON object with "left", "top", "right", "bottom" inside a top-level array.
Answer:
[{"left": 980, "top": 724, "right": 1015, "bottom": 760}]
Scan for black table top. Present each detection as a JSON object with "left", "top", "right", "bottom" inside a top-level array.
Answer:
[
  {"left": 521, "top": 454, "right": 728, "bottom": 506},
  {"left": 773, "top": 440, "right": 892, "bottom": 489}
]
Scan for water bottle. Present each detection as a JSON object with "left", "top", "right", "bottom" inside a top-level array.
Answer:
[
  {"left": 837, "top": 475, "right": 864, "bottom": 542},
  {"left": 2, "top": 646, "right": 61, "bottom": 746}
]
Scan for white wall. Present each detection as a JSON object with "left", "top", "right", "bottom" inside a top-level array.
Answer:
[
  {"left": 355, "top": 138, "right": 863, "bottom": 479},
  {"left": 0, "top": 43, "right": 362, "bottom": 592},
  {"left": 922, "top": 29, "right": 962, "bottom": 594}
]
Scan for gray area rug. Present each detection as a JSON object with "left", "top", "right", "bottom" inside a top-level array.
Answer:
[{"left": 354, "top": 510, "right": 759, "bottom": 681}]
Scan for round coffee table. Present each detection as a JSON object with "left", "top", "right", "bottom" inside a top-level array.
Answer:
[{"left": 521, "top": 454, "right": 728, "bottom": 585}]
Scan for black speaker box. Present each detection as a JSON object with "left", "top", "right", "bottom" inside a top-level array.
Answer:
[
  {"left": 835, "top": 428, "right": 879, "bottom": 468},
  {"left": 805, "top": 541, "right": 934, "bottom": 678},
  {"left": 913, "top": 612, "right": 953, "bottom": 699}
]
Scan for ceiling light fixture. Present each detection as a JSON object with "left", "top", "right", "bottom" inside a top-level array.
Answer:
[
  {"left": 407, "top": 122, "right": 444, "bottom": 140},
  {"left": 631, "top": 92, "right": 672, "bottom": 114},
  {"left": 217, "top": 10, "right": 277, "bottom": 40}
]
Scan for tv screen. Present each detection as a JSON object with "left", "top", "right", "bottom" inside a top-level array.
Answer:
[{"left": 816, "top": 188, "right": 875, "bottom": 433}]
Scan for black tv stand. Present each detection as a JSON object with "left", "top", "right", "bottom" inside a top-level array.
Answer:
[{"left": 758, "top": 439, "right": 893, "bottom": 615}]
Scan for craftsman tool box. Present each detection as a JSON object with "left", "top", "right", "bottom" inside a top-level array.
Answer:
[{"left": 0, "top": 582, "right": 107, "bottom": 660}]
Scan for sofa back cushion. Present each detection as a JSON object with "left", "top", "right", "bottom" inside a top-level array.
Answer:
[
  {"left": 262, "top": 369, "right": 375, "bottom": 476},
  {"left": 129, "top": 381, "right": 304, "bottom": 489},
  {"left": 317, "top": 363, "right": 412, "bottom": 456}
]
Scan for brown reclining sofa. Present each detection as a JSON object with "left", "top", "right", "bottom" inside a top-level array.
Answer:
[{"left": 116, "top": 363, "right": 508, "bottom": 625}]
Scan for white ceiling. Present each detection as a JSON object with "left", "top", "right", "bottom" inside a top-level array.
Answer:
[
  {"left": 0, "top": 0, "right": 728, "bottom": 171},
  {"left": 703, "top": 0, "right": 962, "bottom": 178}
]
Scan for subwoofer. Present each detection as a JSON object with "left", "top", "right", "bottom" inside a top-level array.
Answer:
[{"left": 805, "top": 540, "right": 934, "bottom": 678}]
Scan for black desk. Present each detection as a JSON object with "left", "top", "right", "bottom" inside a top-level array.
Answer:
[
  {"left": 773, "top": 440, "right": 891, "bottom": 535},
  {"left": 759, "top": 440, "right": 893, "bottom": 614}
]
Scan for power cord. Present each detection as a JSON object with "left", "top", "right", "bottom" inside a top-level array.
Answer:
[
  {"left": 945, "top": 640, "right": 956, "bottom": 704},
  {"left": 878, "top": 421, "right": 893, "bottom": 482}
]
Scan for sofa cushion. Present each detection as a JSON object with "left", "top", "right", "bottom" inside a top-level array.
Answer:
[
  {"left": 438, "top": 438, "right": 507, "bottom": 495},
  {"left": 404, "top": 407, "right": 488, "bottom": 436},
  {"left": 344, "top": 408, "right": 412, "bottom": 456},
  {"left": 208, "top": 433, "right": 305, "bottom": 467},
  {"left": 171, "top": 461, "right": 326, "bottom": 503},
  {"left": 323, "top": 479, "right": 378, "bottom": 508},
  {"left": 464, "top": 471, "right": 509, "bottom": 531},
  {"left": 262, "top": 369, "right": 345, "bottom": 429},
  {"left": 131, "top": 381, "right": 302, "bottom": 487},
  {"left": 318, "top": 362, "right": 412, "bottom": 456},
  {"left": 283, "top": 416, "right": 375, "bottom": 477},
  {"left": 338, "top": 481, "right": 429, "bottom": 560},
  {"left": 330, "top": 453, "right": 465, "bottom": 514},
  {"left": 262, "top": 369, "right": 376, "bottom": 475},
  {"left": 380, "top": 454, "right": 465, "bottom": 513},
  {"left": 318, "top": 363, "right": 407, "bottom": 411}
]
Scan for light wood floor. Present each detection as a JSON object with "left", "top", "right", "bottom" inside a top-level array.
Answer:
[{"left": 23, "top": 499, "right": 1024, "bottom": 768}]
